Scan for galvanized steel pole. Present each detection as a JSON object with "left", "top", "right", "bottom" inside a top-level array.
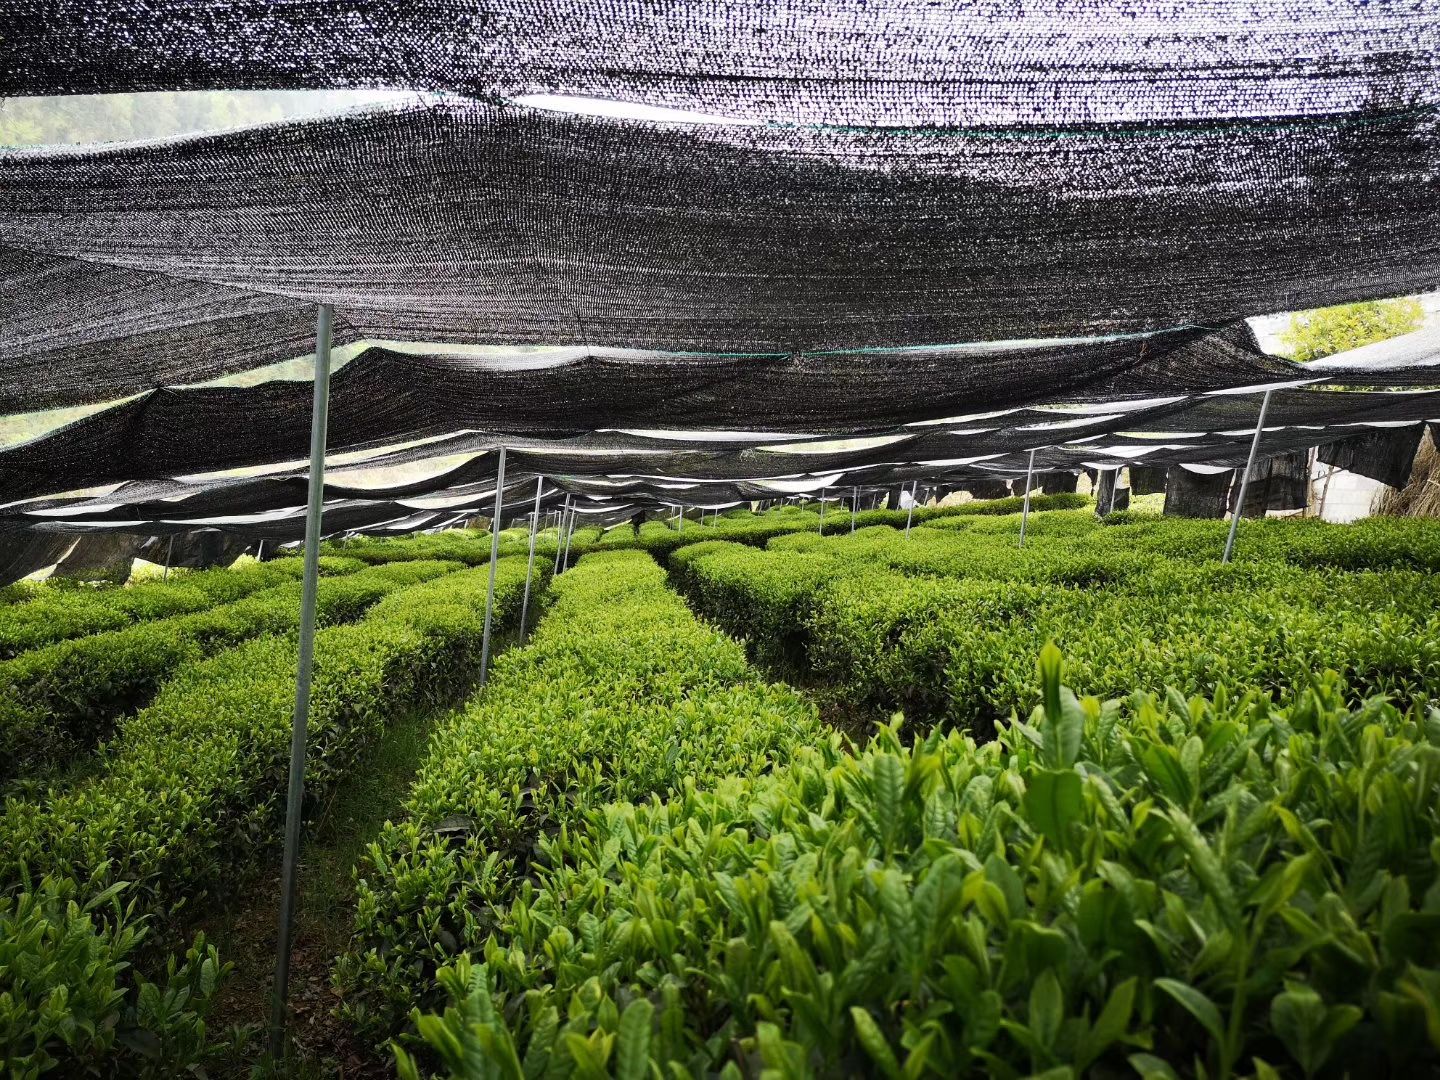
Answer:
[
  {"left": 819, "top": 487, "right": 826, "bottom": 533},
  {"left": 904, "top": 480, "right": 919, "bottom": 537},
  {"left": 561, "top": 505, "right": 577, "bottom": 570},
  {"left": 1318, "top": 464, "right": 1337, "bottom": 521},
  {"left": 1223, "top": 388, "right": 1274, "bottom": 564},
  {"left": 1018, "top": 448, "right": 1036, "bottom": 548},
  {"left": 518, "top": 476, "right": 544, "bottom": 640},
  {"left": 851, "top": 485, "right": 858, "bottom": 533},
  {"left": 552, "top": 498, "right": 571, "bottom": 574},
  {"left": 478, "top": 447, "right": 507, "bottom": 686},
  {"left": 270, "top": 303, "right": 334, "bottom": 1062}
]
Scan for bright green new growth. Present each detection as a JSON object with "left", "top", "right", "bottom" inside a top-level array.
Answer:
[
  {"left": 0, "top": 876, "right": 231, "bottom": 1079},
  {"left": 403, "top": 648, "right": 1440, "bottom": 1079},
  {"left": 0, "top": 550, "right": 544, "bottom": 1077},
  {"left": 677, "top": 514, "right": 1440, "bottom": 733},
  {"left": 336, "top": 550, "right": 823, "bottom": 1039},
  {"left": 0, "top": 554, "right": 364, "bottom": 661},
  {"left": 0, "top": 558, "right": 460, "bottom": 787}
]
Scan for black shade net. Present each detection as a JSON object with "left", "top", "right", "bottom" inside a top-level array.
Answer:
[
  {"left": 1233, "top": 451, "right": 1310, "bottom": 516},
  {"left": 0, "top": 339, "right": 1312, "bottom": 503},
  {"left": 3, "top": 99, "right": 1439, "bottom": 376},
  {"left": 50, "top": 533, "right": 146, "bottom": 580},
  {"left": 1129, "top": 466, "right": 1169, "bottom": 496},
  {"left": 1164, "top": 468, "right": 1236, "bottom": 519},
  {"left": 138, "top": 531, "right": 255, "bottom": 570},
  {"left": 1318, "top": 425, "right": 1426, "bottom": 487},
  {"left": 5, "top": 1, "right": 1437, "bottom": 128},
  {"left": 4, "top": 11, "right": 1440, "bottom": 549},
  {"left": 0, "top": 248, "right": 331, "bottom": 412}
]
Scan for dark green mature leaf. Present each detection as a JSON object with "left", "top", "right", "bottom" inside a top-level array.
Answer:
[
  {"left": 1024, "top": 769, "right": 1083, "bottom": 848},
  {"left": 1155, "top": 978, "right": 1226, "bottom": 1047},
  {"left": 1271, "top": 985, "right": 1361, "bottom": 1078}
]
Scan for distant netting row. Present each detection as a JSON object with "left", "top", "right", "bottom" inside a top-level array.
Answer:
[{"left": 4, "top": 0, "right": 1438, "bottom": 127}]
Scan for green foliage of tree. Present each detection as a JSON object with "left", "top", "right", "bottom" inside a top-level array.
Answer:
[{"left": 1280, "top": 297, "right": 1425, "bottom": 362}]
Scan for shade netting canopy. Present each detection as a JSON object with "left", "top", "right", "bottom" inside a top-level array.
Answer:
[
  {"left": 6, "top": 0, "right": 1438, "bottom": 127},
  {"left": 3, "top": 96, "right": 1439, "bottom": 409},
  {"left": 3, "top": 2, "right": 1439, "bottom": 556}
]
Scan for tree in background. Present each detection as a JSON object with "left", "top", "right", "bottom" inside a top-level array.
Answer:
[
  {"left": 1280, "top": 295, "right": 1437, "bottom": 518},
  {"left": 1280, "top": 297, "right": 1424, "bottom": 362}
]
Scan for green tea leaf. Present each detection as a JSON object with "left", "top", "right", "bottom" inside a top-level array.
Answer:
[
  {"left": 1024, "top": 768, "right": 1083, "bottom": 848},
  {"left": 849, "top": 1007, "right": 902, "bottom": 1079},
  {"left": 1155, "top": 978, "right": 1226, "bottom": 1047},
  {"left": 616, "top": 998, "right": 655, "bottom": 1080}
]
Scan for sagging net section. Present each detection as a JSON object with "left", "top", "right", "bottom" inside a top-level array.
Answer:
[
  {"left": 4, "top": 1, "right": 1438, "bottom": 127},
  {"left": 3, "top": 99, "right": 1439, "bottom": 398}
]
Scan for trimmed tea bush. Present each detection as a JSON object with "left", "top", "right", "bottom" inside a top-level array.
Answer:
[
  {"left": 0, "top": 555, "right": 362, "bottom": 660},
  {"left": 0, "top": 558, "right": 539, "bottom": 924},
  {"left": 0, "top": 559, "right": 460, "bottom": 784},
  {"left": 335, "top": 551, "right": 823, "bottom": 1040},
  {"left": 400, "top": 649, "right": 1440, "bottom": 1079}
]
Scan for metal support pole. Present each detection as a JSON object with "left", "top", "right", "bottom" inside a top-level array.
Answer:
[
  {"left": 1317, "top": 464, "right": 1337, "bottom": 521},
  {"left": 269, "top": 303, "right": 334, "bottom": 1061},
  {"left": 518, "top": 476, "right": 544, "bottom": 640},
  {"left": 904, "top": 480, "right": 918, "bottom": 538},
  {"left": 819, "top": 488, "right": 826, "bottom": 533},
  {"left": 851, "top": 486, "right": 858, "bottom": 534},
  {"left": 1019, "top": 448, "right": 1036, "bottom": 548},
  {"left": 162, "top": 534, "right": 175, "bottom": 580},
  {"left": 553, "top": 498, "right": 571, "bottom": 574},
  {"left": 478, "top": 448, "right": 507, "bottom": 687},
  {"left": 1223, "top": 388, "right": 1273, "bottom": 563},
  {"left": 561, "top": 506, "right": 577, "bottom": 571}
]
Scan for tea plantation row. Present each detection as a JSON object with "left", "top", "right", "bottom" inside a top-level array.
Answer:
[
  {"left": 2, "top": 553, "right": 544, "bottom": 1077},
  {"left": 326, "top": 518, "right": 1439, "bottom": 1079},
  {"left": 6, "top": 506, "right": 1439, "bottom": 1078},
  {"left": 333, "top": 551, "right": 824, "bottom": 1040},
  {"left": 670, "top": 514, "right": 1440, "bottom": 733},
  {"left": 400, "top": 652, "right": 1440, "bottom": 1079}
]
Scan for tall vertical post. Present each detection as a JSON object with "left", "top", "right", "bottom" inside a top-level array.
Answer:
[
  {"left": 1223, "top": 388, "right": 1274, "bottom": 563},
  {"left": 1018, "top": 448, "right": 1037, "bottom": 548},
  {"left": 478, "top": 448, "right": 508, "bottom": 687},
  {"left": 561, "top": 505, "right": 577, "bottom": 571},
  {"left": 819, "top": 487, "right": 826, "bottom": 533},
  {"left": 553, "top": 498, "right": 571, "bottom": 574},
  {"left": 269, "top": 303, "right": 334, "bottom": 1062},
  {"left": 904, "top": 480, "right": 919, "bottom": 537},
  {"left": 518, "top": 476, "right": 544, "bottom": 640},
  {"left": 1317, "top": 464, "right": 1337, "bottom": 521},
  {"left": 851, "top": 485, "right": 858, "bottom": 534}
]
